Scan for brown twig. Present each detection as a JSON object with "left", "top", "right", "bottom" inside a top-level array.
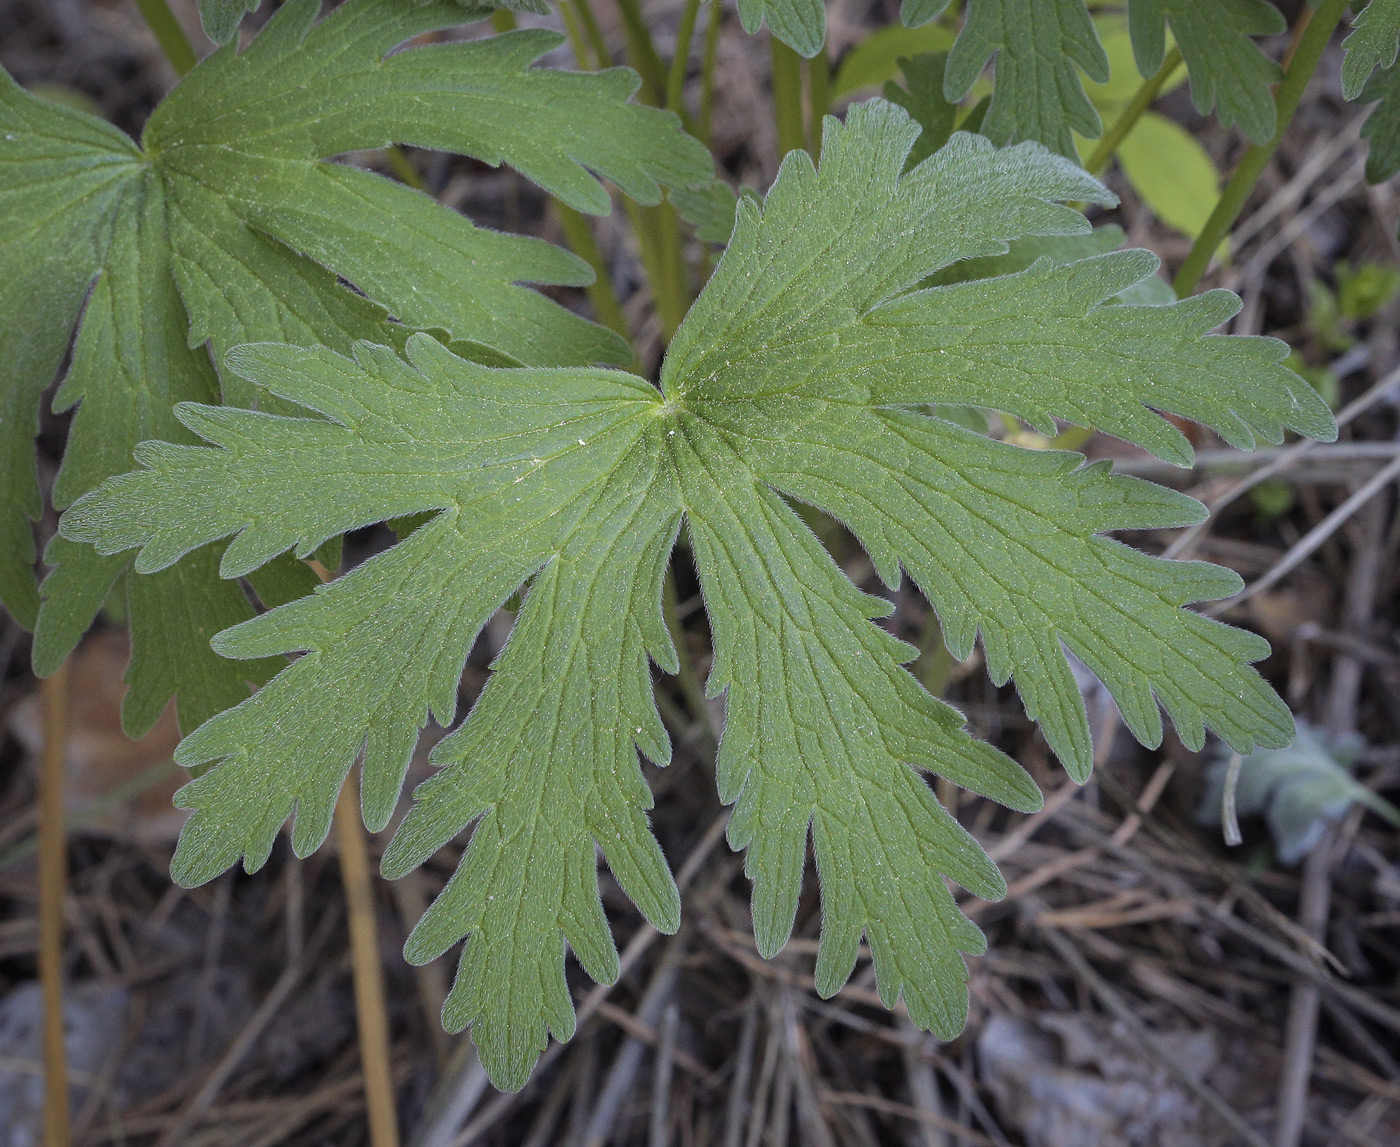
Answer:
[
  {"left": 337, "top": 775, "right": 402, "bottom": 1147},
  {"left": 154, "top": 905, "right": 336, "bottom": 1147},
  {"left": 39, "top": 661, "right": 72, "bottom": 1147},
  {"left": 1275, "top": 493, "right": 1390, "bottom": 1147},
  {"left": 1030, "top": 906, "right": 1274, "bottom": 1147}
]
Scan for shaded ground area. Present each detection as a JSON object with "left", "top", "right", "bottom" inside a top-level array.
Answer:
[{"left": 1, "top": 1, "right": 1399, "bottom": 1144}]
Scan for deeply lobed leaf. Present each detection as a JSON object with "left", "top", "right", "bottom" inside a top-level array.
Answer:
[
  {"left": 1342, "top": 0, "right": 1400, "bottom": 184},
  {"left": 1359, "top": 60, "right": 1400, "bottom": 183},
  {"left": 942, "top": 0, "right": 1109, "bottom": 156},
  {"left": 64, "top": 102, "right": 1335, "bottom": 1089},
  {"left": 892, "top": 0, "right": 1284, "bottom": 157},
  {"left": 1, "top": 0, "right": 708, "bottom": 732},
  {"left": 1341, "top": 0, "right": 1400, "bottom": 100},
  {"left": 1127, "top": 0, "right": 1284, "bottom": 143}
]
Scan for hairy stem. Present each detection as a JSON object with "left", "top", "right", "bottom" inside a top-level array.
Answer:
[
  {"left": 668, "top": 0, "right": 703, "bottom": 114},
  {"left": 615, "top": 0, "right": 670, "bottom": 104},
  {"left": 384, "top": 146, "right": 426, "bottom": 192},
  {"left": 771, "top": 37, "right": 805, "bottom": 159},
  {"left": 807, "top": 45, "right": 830, "bottom": 157},
  {"left": 1084, "top": 46, "right": 1182, "bottom": 177},
  {"left": 625, "top": 198, "right": 689, "bottom": 341},
  {"left": 574, "top": 0, "right": 615, "bottom": 67},
  {"left": 554, "top": 202, "right": 633, "bottom": 347},
  {"left": 560, "top": 1, "right": 592, "bottom": 68},
  {"left": 1174, "top": 0, "right": 1350, "bottom": 297},
  {"left": 134, "top": 0, "right": 198, "bottom": 76},
  {"left": 664, "top": 570, "right": 717, "bottom": 747},
  {"left": 39, "top": 664, "right": 71, "bottom": 1147},
  {"left": 700, "top": 0, "right": 722, "bottom": 145}
]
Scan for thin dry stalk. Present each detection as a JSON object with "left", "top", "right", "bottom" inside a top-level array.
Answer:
[
  {"left": 650, "top": 1003, "right": 680, "bottom": 1147},
  {"left": 406, "top": 1037, "right": 488, "bottom": 1147},
  {"left": 153, "top": 906, "right": 335, "bottom": 1147},
  {"left": 722, "top": 1000, "right": 760, "bottom": 1147},
  {"left": 581, "top": 938, "right": 684, "bottom": 1147},
  {"left": 1276, "top": 494, "right": 1390, "bottom": 1147},
  {"left": 815, "top": 1092, "right": 996, "bottom": 1146},
  {"left": 779, "top": 990, "right": 836, "bottom": 1147},
  {"left": 1164, "top": 361, "right": 1400, "bottom": 561},
  {"left": 743, "top": 1007, "right": 781, "bottom": 1147},
  {"left": 336, "top": 775, "right": 401, "bottom": 1147},
  {"left": 1275, "top": 830, "right": 1340, "bottom": 1147},
  {"left": 39, "top": 660, "right": 72, "bottom": 1147},
  {"left": 1206, "top": 454, "right": 1400, "bottom": 615}
]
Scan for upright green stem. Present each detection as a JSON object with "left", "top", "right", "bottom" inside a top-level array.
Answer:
[
  {"left": 914, "top": 613, "right": 955, "bottom": 700},
  {"left": 667, "top": 0, "right": 703, "bottom": 114},
  {"left": 806, "top": 46, "right": 830, "bottom": 157},
  {"left": 614, "top": 0, "right": 670, "bottom": 104},
  {"left": 625, "top": 198, "right": 688, "bottom": 340},
  {"left": 771, "top": 37, "right": 805, "bottom": 159},
  {"left": 1174, "top": 0, "right": 1349, "bottom": 297},
  {"left": 574, "top": 0, "right": 615, "bottom": 67},
  {"left": 39, "top": 665, "right": 71, "bottom": 1147},
  {"left": 554, "top": 202, "right": 633, "bottom": 347},
  {"left": 1084, "top": 46, "right": 1182, "bottom": 177},
  {"left": 134, "top": 0, "right": 198, "bottom": 76},
  {"left": 384, "top": 146, "right": 426, "bottom": 192},
  {"left": 663, "top": 571, "right": 715, "bottom": 745},
  {"left": 699, "top": 0, "right": 722, "bottom": 145},
  {"left": 560, "top": 2, "right": 593, "bottom": 68}
]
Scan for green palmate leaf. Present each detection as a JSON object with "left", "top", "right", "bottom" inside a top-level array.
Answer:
[
  {"left": 197, "top": 0, "right": 261, "bottom": 44},
  {"left": 1, "top": 0, "right": 708, "bottom": 732},
  {"left": 884, "top": 52, "right": 959, "bottom": 169},
  {"left": 943, "top": 0, "right": 1109, "bottom": 156},
  {"left": 198, "top": 0, "right": 551, "bottom": 43},
  {"left": 1359, "top": 60, "right": 1400, "bottom": 182},
  {"left": 63, "top": 103, "right": 1334, "bottom": 1090},
  {"left": 901, "top": 0, "right": 954, "bottom": 30},
  {"left": 932, "top": 0, "right": 1281, "bottom": 157},
  {"left": 0, "top": 78, "right": 137, "bottom": 633},
  {"left": 671, "top": 180, "right": 743, "bottom": 244},
  {"left": 924, "top": 223, "right": 1174, "bottom": 305},
  {"left": 1128, "top": 0, "right": 1284, "bottom": 143},
  {"left": 1342, "top": 0, "right": 1400, "bottom": 100},
  {"left": 736, "top": 0, "right": 827, "bottom": 58},
  {"left": 1346, "top": 0, "right": 1400, "bottom": 185}
]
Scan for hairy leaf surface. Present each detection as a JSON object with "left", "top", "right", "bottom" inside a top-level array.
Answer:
[
  {"left": 198, "top": 0, "right": 261, "bottom": 43},
  {"left": 1342, "top": 0, "right": 1400, "bottom": 183},
  {"left": 1341, "top": 0, "right": 1400, "bottom": 99},
  {"left": 1359, "top": 60, "right": 1400, "bottom": 182},
  {"left": 64, "top": 103, "right": 1334, "bottom": 1089},
  {"left": 1127, "top": 0, "right": 1284, "bottom": 142},
  {"left": 908, "top": 0, "right": 1282, "bottom": 156},
  {"left": 943, "top": 0, "right": 1109, "bottom": 156},
  {"left": 0, "top": 0, "right": 708, "bottom": 730},
  {"left": 197, "top": 0, "right": 550, "bottom": 43}
]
